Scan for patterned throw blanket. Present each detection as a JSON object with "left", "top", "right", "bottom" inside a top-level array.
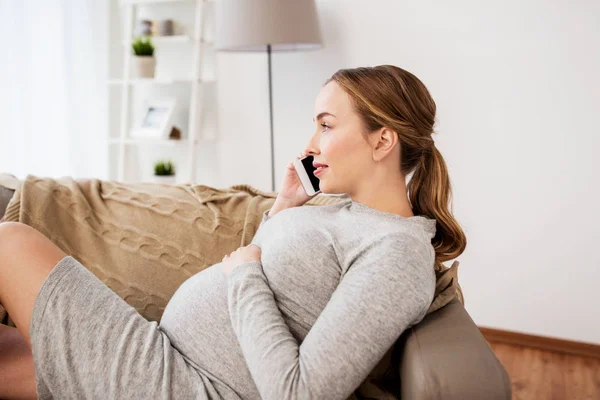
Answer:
[{"left": 0, "top": 175, "right": 462, "bottom": 399}]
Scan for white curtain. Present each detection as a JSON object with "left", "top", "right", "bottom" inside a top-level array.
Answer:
[{"left": 0, "top": 0, "right": 109, "bottom": 180}]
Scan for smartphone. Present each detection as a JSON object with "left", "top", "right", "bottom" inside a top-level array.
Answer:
[{"left": 294, "top": 155, "right": 322, "bottom": 196}]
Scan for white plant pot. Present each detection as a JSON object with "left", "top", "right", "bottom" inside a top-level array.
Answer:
[
  {"left": 133, "top": 56, "right": 156, "bottom": 78},
  {"left": 153, "top": 175, "right": 176, "bottom": 185}
]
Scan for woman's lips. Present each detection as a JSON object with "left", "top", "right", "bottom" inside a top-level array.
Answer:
[{"left": 314, "top": 166, "right": 328, "bottom": 176}]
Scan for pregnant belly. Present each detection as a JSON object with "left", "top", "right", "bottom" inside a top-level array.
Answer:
[{"left": 158, "top": 264, "right": 258, "bottom": 396}]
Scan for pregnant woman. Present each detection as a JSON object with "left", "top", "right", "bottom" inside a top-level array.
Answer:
[{"left": 0, "top": 65, "right": 466, "bottom": 400}]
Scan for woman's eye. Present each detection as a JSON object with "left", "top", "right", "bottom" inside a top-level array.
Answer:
[{"left": 321, "top": 123, "right": 330, "bottom": 132}]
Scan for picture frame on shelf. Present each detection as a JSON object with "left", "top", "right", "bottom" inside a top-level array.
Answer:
[{"left": 131, "top": 98, "right": 176, "bottom": 139}]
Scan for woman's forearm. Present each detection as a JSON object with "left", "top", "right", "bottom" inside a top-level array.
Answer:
[{"left": 267, "top": 198, "right": 297, "bottom": 218}]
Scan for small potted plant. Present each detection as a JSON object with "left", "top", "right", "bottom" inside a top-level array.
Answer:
[
  {"left": 153, "top": 160, "right": 176, "bottom": 184},
  {"left": 132, "top": 36, "right": 155, "bottom": 78}
]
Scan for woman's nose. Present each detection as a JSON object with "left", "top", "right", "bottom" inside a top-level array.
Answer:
[
  {"left": 304, "top": 140, "right": 318, "bottom": 155},
  {"left": 303, "top": 148, "right": 319, "bottom": 157},
  {"left": 304, "top": 130, "right": 321, "bottom": 156}
]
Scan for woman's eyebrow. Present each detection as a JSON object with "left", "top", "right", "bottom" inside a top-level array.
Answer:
[{"left": 313, "top": 112, "right": 336, "bottom": 122}]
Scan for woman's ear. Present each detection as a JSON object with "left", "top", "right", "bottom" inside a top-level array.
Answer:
[{"left": 372, "top": 127, "right": 398, "bottom": 162}]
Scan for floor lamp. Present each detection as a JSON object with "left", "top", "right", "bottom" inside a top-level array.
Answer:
[{"left": 215, "top": 0, "right": 322, "bottom": 192}]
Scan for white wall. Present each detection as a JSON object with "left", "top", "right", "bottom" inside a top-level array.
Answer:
[
  {"left": 109, "top": 0, "right": 600, "bottom": 343},
  {"left": 214, "top": 0, "right": 600, "bottom": 344}
]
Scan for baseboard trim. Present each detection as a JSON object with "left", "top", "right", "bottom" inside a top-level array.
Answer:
[{"left": 479, "top": 327, "right": 600, "bottom": 359}]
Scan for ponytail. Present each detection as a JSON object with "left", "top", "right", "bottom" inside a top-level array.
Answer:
[{"left": 407, "top": 144, "right": 467, "bottom": 270}]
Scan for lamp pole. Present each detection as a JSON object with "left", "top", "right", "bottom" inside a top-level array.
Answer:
[{"left": 267, "top": 44, "right": 275, "bottom": 192}]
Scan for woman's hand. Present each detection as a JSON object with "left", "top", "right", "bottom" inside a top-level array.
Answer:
[
  {"left": 221, "top": 244, "right": 262, "bottom": 277},
  {"left": 276, "top": 150, "right": 319, "bottom": 208}
]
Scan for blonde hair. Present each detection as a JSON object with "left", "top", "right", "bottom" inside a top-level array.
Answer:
[{"left": 326, "top": 65, "right": 467, "bottom": 270}]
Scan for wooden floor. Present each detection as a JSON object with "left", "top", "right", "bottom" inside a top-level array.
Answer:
[{"left": 489, "top": 341, "right": 600, "bottom": 400}]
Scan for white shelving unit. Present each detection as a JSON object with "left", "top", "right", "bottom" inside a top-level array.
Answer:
[
  {"left": 119, "top": 35, "right": 214, "bottom": 45},
  {"left": 108, "top": 77, "right": 212, "bottom": 85},
  {"left": 110, "top": 0, "right": 215, "bottom": 183}
]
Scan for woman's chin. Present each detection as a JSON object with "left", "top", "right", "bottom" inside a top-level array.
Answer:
[{"left": 318, "top": 183, "right": 331, "bottom": 195}]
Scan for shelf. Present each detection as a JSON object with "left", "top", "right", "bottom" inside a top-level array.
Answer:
[
  {"left": 141, "top": 35, "right": 190, "bottom": 44},
  {"left": 107, "top": 77, "right": 214, "bottom": 85},
  {"left": 109, "top": 138, "right": 193, "bottom": 146},
  {"left": 120, "top": 0, "right": 214, "bottom": 5},
  {"left": 127, "top": 36, "right": 213, "bottom": 45},
  {"left": 120, "top": 0, "right": 193, "bottom": 5},
  {"left": 122, "top": 36, "right": 213, "bottom": 46}
]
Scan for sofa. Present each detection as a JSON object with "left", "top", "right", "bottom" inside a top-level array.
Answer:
[{"left": 0, "top": 175, "right": 511, "bottom": 400}]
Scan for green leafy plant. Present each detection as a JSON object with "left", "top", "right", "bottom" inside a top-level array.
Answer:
[
  {"left": 132, "top": 36, "right": 155, "bottom": 57},
  {"left": 153, "top": 160, "right": 175, "bottom": 176}
]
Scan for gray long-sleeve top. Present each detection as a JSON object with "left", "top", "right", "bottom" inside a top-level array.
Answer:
[{"left": 159, "top": 197, "right": 437, "bottom": 400}]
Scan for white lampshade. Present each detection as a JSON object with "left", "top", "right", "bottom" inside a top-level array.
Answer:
[{"left": 215, "top": 0, "right": 322, "bottom": 52}]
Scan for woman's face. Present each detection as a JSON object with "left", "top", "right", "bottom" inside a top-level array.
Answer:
[{"left": 305, "top": 81, "right": 373, "bottom": 195}]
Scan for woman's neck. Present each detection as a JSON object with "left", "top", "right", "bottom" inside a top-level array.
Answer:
[{"left": 349, "top": 174, "right": 414, "bottom": 218}]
